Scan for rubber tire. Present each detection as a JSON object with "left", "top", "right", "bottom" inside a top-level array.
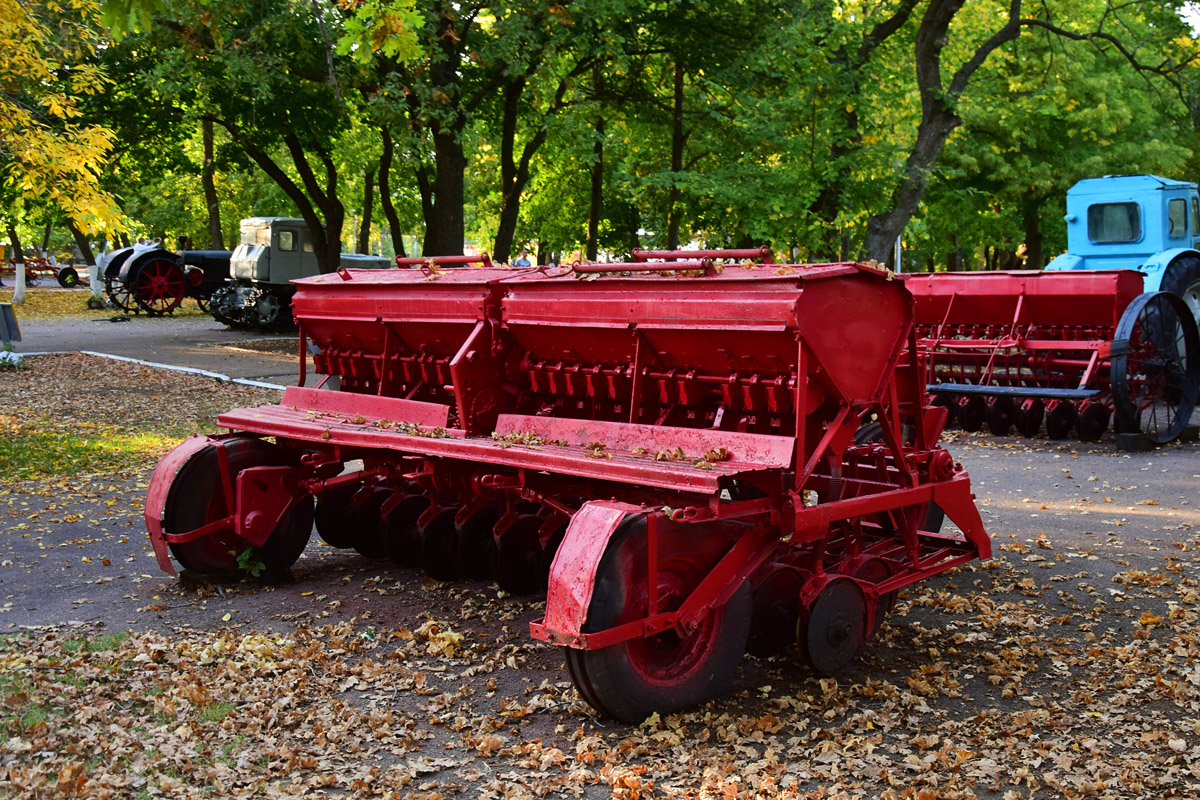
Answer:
[
  {"left": 57, "top": 267, "right": 79, "bottom": 288},
  {"left": 164, "top": 437, "right": 312, "bottom": 580},
  {"left": 1160, "top": 253, "right": 1200, "bottom": 327},
  {"left": 566, "top": 517, "right": 751, "bottom": 723}
]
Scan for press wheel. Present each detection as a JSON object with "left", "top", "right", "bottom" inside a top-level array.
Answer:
[
  {"left": 1075, "top": 401, "right": 1111, "bottom": 443},
  {"left": 350, "top": 486, "right": 392, "bottom": 559},
  {"left": 384, "top": 494, "right": 430, "bottom": 567},
  {"left": 565, "top": 516, "right": 751, "bottom": 723},
  {"left": 495, "top": 515, "right": 550, "bottom": 596},
  {"left": 420, "top": 508, "right": 461, "bottom": 582},
  {"left": 798, "top": 578, "right": 867, "bottom": 676},
  {"left": 315, "top": 483, "right": 361, "bottom": 548},
  {"left": 1111, "top": 291, "right": 1200, "bottom": 444},
  {"left": 456, "top": 507, "right": 500, "bottom": 581},
  {"left": 957, "top": 395, "right": 986, "bottom": 433},
  {"left": 163, "top": 437, "right": 312, "bottom": 580},
  {"left": 986, "top": 396, "right": 1015, "bottom": 436},
  {"left": 747, "top": 568, "right": 803, "bottom": 658},
  {"left": 1044, "top": 400, "right": 1077, "bottom": 440},
  {"left": 1014, "top": 397, "right": 1044, "bottom": 438}
]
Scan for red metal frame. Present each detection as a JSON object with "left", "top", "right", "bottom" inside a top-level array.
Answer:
[{"left": 150, "top": 252, "right": 991, "bottom": 684}]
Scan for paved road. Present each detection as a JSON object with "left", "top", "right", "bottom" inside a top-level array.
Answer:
[{"left": 10, "top": 312, "right": 306, "bottom": 386}]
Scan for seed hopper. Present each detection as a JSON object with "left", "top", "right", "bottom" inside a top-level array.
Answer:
[{"left": 145, "top": 254, "right": 989, "bottom": 721}]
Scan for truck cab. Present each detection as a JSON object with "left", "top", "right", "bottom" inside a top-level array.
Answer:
[{"left": 1046, "top": 175, "right": 1200, "bottom": 319}]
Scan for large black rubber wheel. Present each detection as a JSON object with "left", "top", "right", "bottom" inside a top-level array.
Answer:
[
  {"left": 564, "top": 516, "right": 751, "bottom": 723},
  {"left": 1111, "top": 291, "right": 1200, "bottom": 444},
  {"left": 1160, "top": 253, "right": 1200, "bottom": 327},
  {"left": 163, "top": 437, "right": 313, "bottom": 580}
]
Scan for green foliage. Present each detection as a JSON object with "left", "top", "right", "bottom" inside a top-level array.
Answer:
[{"left": 233, "top": 547, "right": 266, "bottom": 578}]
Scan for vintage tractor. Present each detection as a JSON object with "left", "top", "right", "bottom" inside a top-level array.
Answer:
[
  {"left": 145, "top": 253, "right": 990, "bottom": 721},
  {"left": 210, "top": 218, "right": 391, "bottom": 331},
  {"left": 1046, "top": 174, "right": 1200, "bottom": 322},
  {"left": 98, "top": 244, "right": 227, "bottom": 315}
]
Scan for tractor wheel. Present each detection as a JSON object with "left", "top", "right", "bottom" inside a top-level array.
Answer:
[
  {"left": 797, "top": 578, "right": 868, "bottom": 676},
  {"left": 105, "top": 277, "right": 136, "bottom": 313},
  {"left": 133, "top": 256, "right": 188, "bottom": 315},
  {"left": 564, "top": 516, "right": 751, "bottom": 723},
  {"left": 163, "top": 437, "right": 312, "bottom": 580},
  {"left": 1160, "top": 252, "right": 1200, "bottom": 327},
  {"left": 56, "top": 267, "right": 79, "bottom": 288},
  {"left": 1111, "top": 291, "right": 1200, "bottom": 444},
  {"left": 1014, "top": 397, "right": 1044, "bottom": 438}
]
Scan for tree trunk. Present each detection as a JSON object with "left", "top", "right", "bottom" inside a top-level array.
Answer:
[
  {"left": 378, "top": 128, "right": 406, "bottom": 258},
  {"left": 430, "top": 125, "right": 466, "bottom": 256},
  {"left": 587, "top": 116, "right": 605, "bottom": 262},
  {"left": 358, "top": 168, "right": 375, "bottom": 254},
  {"left": 202, "top": 118, "right": 225, "bottom": 250},
  {"left": 40, "top": 220, "right": 51, "bottom": 254},
  {"left": 66, "top": 219, "right": 95, "bottom": 266},
  {"left": 666, "top": 60, "right": 685, "bottom": 251},
  {"left": 1023, "top": 197, "right": 1043, "bottom": 268},
  {"left": 7, "top": 223, "right": 25, "bottom": 303}
]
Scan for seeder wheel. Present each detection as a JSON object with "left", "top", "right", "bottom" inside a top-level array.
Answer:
[
  {"left": 798, "top": 578, "right": 867, "bottom": 676},
  {"left": 384, "top": 494, "right": 430, "bottom": 567},
  {"left": 420, "top": 508, "right": 462, "bottom": 582},
  {"left": 456, "top": 507, "right": 501, "bottom": 581},
  {"left": 1044, "top": 400, "right": 1077, "bottom": 439},
  {"left": 565, "top": 517, "right": 751, "bottom": 723},
  {"left": 747, "top": 567, "right": 803, "bottom": 658},
  {"left": 986, "top": 396, "right": 1015, "bottom": 436},
  {"left": 1014, "top": 397, "right": 1044, "bottom": 438},
  {"left": 495, "top": 515, "right": 553, "bottom": 595},
  {"left": 315, "top": 483, "right": 361, "bottom": 548},
  {"left": 1111, "top": 291, "right": 1200, "bottom": 444},
  {"left": 957, "top": 396, "right": 986, "bottom": 432},
  {"left": 350, "top": 485, "right": 392, "bottom": 559},
  {"left": 164, "top": 437, "right": 312, "bottom": 579},
  {"left": 1075, "top": 400, "right": 1110, "bottom": 443}
]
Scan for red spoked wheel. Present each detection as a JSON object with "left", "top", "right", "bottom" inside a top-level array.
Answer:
[
  {"left": 163, "top": 437, "right": 312, "bottom": 580},
  {"left": 1111, "top": 291, "right": 1200, "bottom": 444},
  {"left": 564, "top": 516, "right": 751, "bottom": 723},
  {"left": 133, "top": 256, "right": 187, "bottom": 315}
]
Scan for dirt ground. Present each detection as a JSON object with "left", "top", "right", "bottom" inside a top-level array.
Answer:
[{"left": 2, "top": 354, "right": 1200, "bottom": 799}]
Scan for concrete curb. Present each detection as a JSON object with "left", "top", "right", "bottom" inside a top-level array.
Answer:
[{"left": 20, "top": 349, "right": 289, "bottom": 392}]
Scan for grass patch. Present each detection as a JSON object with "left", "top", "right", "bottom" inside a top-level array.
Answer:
[
  {"left": 0, "top": 415, "right": 181, "bottom": 480},
  {"left": 86, "top": 631, "right": 130, "bottom": 652},
  {"left": 200, "top": 702, "right": 236, "bottom": 723},
  {"left": 4, "top": 287, "right": 209, "bottom": 320}
]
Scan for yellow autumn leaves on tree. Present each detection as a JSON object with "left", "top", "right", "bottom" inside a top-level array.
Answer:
[{"left": 0, "top": 0, "right": 121, "bottom": 232}]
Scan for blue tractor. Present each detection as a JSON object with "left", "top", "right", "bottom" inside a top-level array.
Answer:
[{"left": 1046, "top": 174, "right": 1200, "bottom": 322}]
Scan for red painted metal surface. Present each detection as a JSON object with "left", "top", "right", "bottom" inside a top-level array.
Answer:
[{"left": 151, "top": 251, "right": 993, "bottom": 717}]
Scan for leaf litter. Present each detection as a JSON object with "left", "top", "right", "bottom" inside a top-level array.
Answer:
[{"left": 2, "top": 355, "right": 1200, "bottom": 797}]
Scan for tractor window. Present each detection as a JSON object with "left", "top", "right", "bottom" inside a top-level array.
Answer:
[
  {"left": 1192, "top": 196, "right": 1200, "bottom": 238},
  {"left": 1169, "top": 199, "right": 1188, "bottom": 239},
  {"left": 278, "top": 230, "right": 297, "bottom": 252},
  {"left": 1087, "top": 202, "right": 1141, "bottom": 243},
  {"left": 240, "top": 225, "right": 270, "bottom": 247}
]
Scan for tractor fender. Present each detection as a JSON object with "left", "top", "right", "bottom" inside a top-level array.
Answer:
[
  {"left": 1044, "top": 253, "right": 1084, "bottom": 271},
  {"left": 144, "top": 434, "right": 222, "bottom": 575},
  {"left": 1140, "top": 247, "right": 1200, "bottom": 292},
  {"left": 537, "top": 500, "right": 646, "bottom": 646}
]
